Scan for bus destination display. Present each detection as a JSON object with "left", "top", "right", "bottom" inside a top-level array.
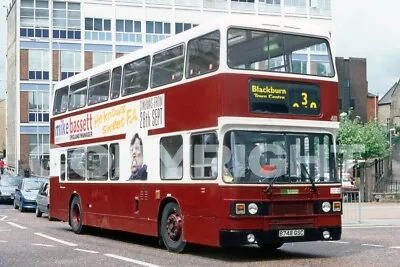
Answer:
[{"left": 249, "top": 80, "right": 320, "bottom": 115}]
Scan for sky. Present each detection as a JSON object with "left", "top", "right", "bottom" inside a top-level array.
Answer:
[{"left": 0, "top": 0, "right": 399, "bottom": 99}]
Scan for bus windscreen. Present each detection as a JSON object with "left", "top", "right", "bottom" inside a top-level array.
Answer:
[{"left": 227, "top": 28, "right": 334, "bottom": 77}]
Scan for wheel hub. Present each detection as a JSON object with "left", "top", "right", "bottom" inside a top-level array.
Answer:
[{"left": 166, "top": 212, "right": 182, "bottom": 241}]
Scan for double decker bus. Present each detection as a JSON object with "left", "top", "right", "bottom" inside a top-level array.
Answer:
[{"left": 50, "top": 15, "right": 341, "bottom": 253}]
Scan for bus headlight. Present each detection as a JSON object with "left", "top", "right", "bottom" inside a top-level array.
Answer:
[
  {"left": 248, "top": 203, "right": 258, "bottom": 215},
  {"left": 322, "top": 202, "right": 331, "bottom": 213}
]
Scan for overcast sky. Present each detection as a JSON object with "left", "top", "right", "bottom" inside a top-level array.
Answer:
[{"left": 0, "top": 0, "right": 399, "bottom": 99}]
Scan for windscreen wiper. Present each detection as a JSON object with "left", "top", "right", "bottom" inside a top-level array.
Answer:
[
  {"left": 265, "top": 175, "right": 280, "bottom": 194},
  {"left": 300, "top": 164, "right": 317, "bottom": 192}
]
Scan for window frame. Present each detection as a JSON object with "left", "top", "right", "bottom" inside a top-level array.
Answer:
[
  {"left": 160, "top": 135, "right": 183, "bottom": 180},
  {"left": 67, "top": 147, "right": 86, "bottom": 181},
  {"left": 88, "top": 70, "right": 111, "bottom": 106},
  {"left": 68, "top": 79, "right": 88, "bottom": 111},
  {"left": 190, "top": 132, "right": 218, "bottom": 180},
  {"left": 110, "top": 66, "right": 122, "bottom": 99},
  {"left": 86, "top": 144, "right": 109, "bottom": 181},
  {"left": 121, "top": 56, "right": 150, "bottom": 97},
  {"left": 109, "top": 143, "right": 120, "bottom": 181},
  {"left": 53, "top": 86, "right": 69, "bottom": 115}
]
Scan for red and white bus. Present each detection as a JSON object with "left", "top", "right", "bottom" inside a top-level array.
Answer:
[{"left": 50, "top": 15, "right": 342, "bottom": 253}]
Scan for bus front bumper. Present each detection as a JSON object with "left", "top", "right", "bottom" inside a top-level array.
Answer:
[{"left": 220, "top": 226, "right": 341, "bottom": 246}]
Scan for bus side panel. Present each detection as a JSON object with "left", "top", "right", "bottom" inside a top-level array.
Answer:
[{"left": 49, "top": 176, "right": 69, "bottom": 222}]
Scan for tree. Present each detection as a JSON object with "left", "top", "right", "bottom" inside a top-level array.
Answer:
[{"left": 337, "top": 111, "right": 388, "bottom": 160}]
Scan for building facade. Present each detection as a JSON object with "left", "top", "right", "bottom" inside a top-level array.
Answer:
[
  {"left": 6, "top": 0, "right": 333, "bottom": 175},
  {"left": 335, "top": 57, "right": 368, "bottom": 122},
  {"left": 378, "top": 80, "right": 400, "bottom": 129}
]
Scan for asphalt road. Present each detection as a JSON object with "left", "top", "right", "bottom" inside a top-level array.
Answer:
[{"left": 1, "top": 204, "right": 400, "bottom": 267}]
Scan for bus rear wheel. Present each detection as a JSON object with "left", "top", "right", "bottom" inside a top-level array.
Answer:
[
  {"left": 69, "top": 196, "right": 85, "bottom": 234},
  {"left": 160, "top": 202, "right": 186, "bottom": 253}
]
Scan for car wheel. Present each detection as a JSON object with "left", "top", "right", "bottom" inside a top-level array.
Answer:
[
  {"left": 13, "top": 199, "right": 19, "bottom": 209},
  {"left": 19, "top": 201, "right": 25, "bottom": 212},
  {"left": 257, "top": 243, "right": 284, "bottom": 250},
  {"left": 36, "top": 207, "right": 42, "bottom": 218},
  {"left": 69, "top": 196, "right": 85, "bottom": 234},
  {"left": 159, "top": 202, "right": 186, "bottom": 253}
]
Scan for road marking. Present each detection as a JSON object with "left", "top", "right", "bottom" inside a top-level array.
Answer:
[
  {"left": 361, "top": 244, "right": 384, "bottom": 248},
  {"left": 32, "top": 243, "right": 55, "bottom": 247},
  {"left": 34, "top": 233, "right": 77, "bottom": 247},
  {"left": 104, "top": 254, "right": 162, "bottom": 267},
  {"left": 0, "top": 240, "right": 8, "bottom": 243},
  {"left": 7, "top": 222, "right": 27, "bottom": 229},
  {"left": 74, "top": 248, "right": 99, "bottom": 254},
  {"left": 389, "top": 246, "right": 400, "bottom": 249},
  {"left": 327, "top": 241, "right": 350, "bottom": 244},
  {"left": 0, "top": 215, "right": 7, "bottom": 221}
]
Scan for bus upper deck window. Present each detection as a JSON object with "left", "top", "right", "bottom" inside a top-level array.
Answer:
[{"left": 53, "top": 86, "right": 69, "bottom": 115}]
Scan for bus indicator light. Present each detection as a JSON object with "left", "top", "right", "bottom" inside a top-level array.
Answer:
[
  {"left": 155, "top": 190, "right": 161, "bottom": 200},
  {"left": 235, "top": 203, "right": 246, "bottom": 215}
]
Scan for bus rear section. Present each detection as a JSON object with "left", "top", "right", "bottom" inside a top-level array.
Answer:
[{"left": 216, "top": 118, "right": 342, "bottom": 248}]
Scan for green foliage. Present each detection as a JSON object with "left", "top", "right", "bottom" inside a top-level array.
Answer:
[{"left": 337, "top": 111, "right": 389, "bottom": 159}]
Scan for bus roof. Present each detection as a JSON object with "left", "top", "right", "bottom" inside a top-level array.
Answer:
[{"left": 53, "top": 14, "right": 332, "bottom": 91}]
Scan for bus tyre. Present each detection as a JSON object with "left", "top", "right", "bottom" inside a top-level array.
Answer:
[
  {"left": 69, "top": 196, "right": 85, "bottom": 234},
  {"left": 160, "top": 202, "right": 186, "bottom": 253},
  {"left": 257, "top": 243, "right": 283, "bottom": 250}
]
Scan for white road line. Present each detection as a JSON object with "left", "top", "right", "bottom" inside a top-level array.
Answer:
[
  {"left": 389, "top": 246, "right": 400, "bottom": 249},
  {"left": 104, "top": 254, "right": 162, "bottom": 267},
  {"left": 34, "top": 233, "right": 77, "bottom": 247},
  {"left": 0, "top": 215, "right": 7, "bottom": 221},
  {"left": 361, "top": 244, "right": 385, "bottom": 248},
  {"left": 7, "top": 222, "right": 27, "bottom": 229},
  {"left": 74, "top": 248, "right": 99, "bottom": 254},
  {"left": 327, "top": 241, "right": 350, "bottom": 244},
  {"left": 0, "top": 240, "right": 8, "bottom": 243},
  {"left": 32, "top": 243, "right": 55, "bottom": 247}
]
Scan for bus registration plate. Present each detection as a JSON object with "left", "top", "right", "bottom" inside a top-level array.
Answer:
[{"left": 278, "top": 229, "right": 305, "bottom": 238}]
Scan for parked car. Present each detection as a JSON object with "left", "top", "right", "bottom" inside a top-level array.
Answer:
[
  {"left": 0, "top": 175, "right": 22, "bottom": 203},
  {"left": 14, "top": 177, "right": 48, "bottom": 212},
  {"left": 36, "top": 181, "right": 54, "bottom": 220}
]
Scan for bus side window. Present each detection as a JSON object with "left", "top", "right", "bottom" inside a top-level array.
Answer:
[
  {"left": 111, "top": 66, "right": 122, "bottom": 99},
  {"left": 151, "top": 44, "right": 184, "bottom": 88},
  {"left": 67, "top": 148, "right": 86, "bottom": 181},
  {"left": 68, "top": 80, "right": 87, "bottom": 111},
  {"left": 122, "top": 56, "right": 150, "bottom": 97},
  {"left": 190, "top": 132, "right": 218, "bottom": 179},
  {"left": 53, "top": 86, "right": 69, "bottom": 115},
  {"left": 60, "top": 154, "right": 66, "bottom": 181},
  {"left": 186, "top": 30, "right": 220, "bottom": 79},
  {"left": 88, "top": 71, "right": 110, "bottom": 105},
  {"left": 87, "top": 145, "right": 108, "bottom": 181},
  {"left": 160, "top": 135, "right": 183, "bottom": 180},
  {"left": 109, "top": 143, "right": 120, "bottom": 181}
]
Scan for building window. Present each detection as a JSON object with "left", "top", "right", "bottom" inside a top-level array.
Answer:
[
  {"left": 310, "top": 0, "right": 331, "bottom": 16},
  {"left": 61, "top": 50, "right": 81, "bottom": 80},
  {"left": 20, "top": 0, "right": 49, "bottom": 38},
  {"left": 160, "top": 135, "right": 183, "bottom": 180},
  {"left": 28, "top": 50, "right": 49, "bottom": 80},
  {"left": 53, "top": 2, "right": 81, "bottom": 40},
  {"left": 28, "top": 91, "right": 49, "bottom": 122},
  {"left": 116, "top": 19, "right": 142, "bottom": 43},
  {"left": 28, "top": 134, "right": 49, "bottom": 156},
  {"left": 175, "top": 23, "right": 195, "bottom": 34},
  {"left": 292, "top": 60, "right": 308, "bottom": 74},
  {"left": 191, "top": 133, "right": 218, "bottom": 179},
  {"left": 146, "top": 21, "right": 171, "bottom": 43},
  {"left": 92, "top": 52, "right": 113, "bottom": 68},
  {"left": 85, "top": 17, "right": 112, "bottom": 41}
]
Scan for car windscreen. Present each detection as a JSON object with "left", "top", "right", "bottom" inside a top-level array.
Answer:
[{"left": 23, "top": 180, "right": 42, "bottom": 190}]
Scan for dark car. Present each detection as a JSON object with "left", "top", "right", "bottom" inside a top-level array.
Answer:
[
  {"left": 35, "top": 181, "right": 54, "bottom": 220},
  {"left": 14, "top": 177, "right": 48, "bottom": 212},
  {"left": 0, "top": 175, "right": 22, "bottom": 203}
]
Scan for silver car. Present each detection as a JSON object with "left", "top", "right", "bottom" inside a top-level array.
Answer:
[
  {"left": 0, "top": 175, "right": 22, "bottom": 203},
  {"left": 36, "top": 181, "right": 54, "bottom": 220}
]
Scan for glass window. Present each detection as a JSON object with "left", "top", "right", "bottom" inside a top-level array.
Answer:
[
  {"left": 67, "top": 148, "right": 85, "bottom": 181},
  {"left": 227, "top": 28, "right": 334, "bottom": 77},
  {"left": 191, "top": 133, "right": 218, "bottom": 179},
  {"left": 186, "top": 31, "right": 220, "bottom": 78},
  {"left": 125, "top": 20, "right": 133, "bottom": 32},
  {"left": 116, "top": 19, "right": 124, "bottom": 32},
  {"left": 85, "top": 18, "right": 93, "bottom": 30},
  {"left": 61, "top": 50, "right": 81, "bottom": 73},
  {"left": 93, "top": 52, "right": 112, "bottom": 67},
  {"left": 160, "top": 135, "right": 183, "bottom": 180},
  {"left": 87, "top": 145, "right": 108, "bottom": 181},
  {"left": 155, "top": 22, "right": 162, "bottom": 34},
  {"left": 94, "top": 18, "right": 102, "bottom": 31},
  {"left": 122, "top": 56, "right": 150, "bottom": 96},
  {"left": 29, "top": 91, "right": 49, "bottom": 112},
  {"left": 134, "top": 21, "right": 141, "bottom": 33},
  {"left": 111, "top": 66, "right": 122, "bottom": 99},
  {"left": 53, "top": 86, "right": 69, "bottom": 115},
  {"left": 88, "top": 71, "right": 110, "bottom": 105},
  {"left": 151, "top": 45, "right": 184, "bottom": 88},
  {"left": 28, "top": 50, "right": 49, "bottom": 71},
  {"left": 60, "top": 154, "right": 66, "bottom": 181},
  {"left": 146, "top": 21, "right": 154, "bottom": 33},
  {"left": 104, "top": 19, "right": 111, "bottom": 31},
  {"left": 175, "top": 23, "right": 183, "bottom": 34},
  {"left": 68, "top": 80, "right": 87, "bottom": 110},
  {"left": 109, "top": 143, "right": 120, "bottom": 180}
]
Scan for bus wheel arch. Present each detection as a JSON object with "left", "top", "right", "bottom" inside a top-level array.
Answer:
[
  {"left": 158, "top": 198, "right": 186, "bottom": 253},
  {"left": 69, "top": 194, "right": 85, "bottom": 234}
]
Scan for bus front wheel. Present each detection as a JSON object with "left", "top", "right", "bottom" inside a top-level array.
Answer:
[
  {"left": 160, "top": 202, "right": 186, "bottom": 253},
  {"left": 69, "top": 196, "right": 85, "bottom": 234}
]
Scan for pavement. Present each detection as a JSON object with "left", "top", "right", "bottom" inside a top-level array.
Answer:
[{"left": 343, "top": 202, "right": 400, "bottom": 227}]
